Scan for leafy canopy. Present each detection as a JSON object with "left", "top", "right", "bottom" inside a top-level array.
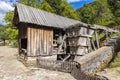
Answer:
[{"left": 76, "top": 0, "right": 119, "bottom": 28}]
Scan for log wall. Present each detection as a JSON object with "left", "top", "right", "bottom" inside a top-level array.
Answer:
[{"left": 66, "top": 26, "right": 94, "bottom": 55}]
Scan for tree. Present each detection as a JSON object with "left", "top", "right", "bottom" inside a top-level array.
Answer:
[
  {"left": 4, "top": 11, "right": 18, "bottom": 46},
  {"left": 77, "top": 0, "right": 115, "bottom": 27},
  {"left": 46, "top": 0, "right": 79, "bottom": 20},
  {"left": 108, "top": 0, "right": 120, "bottom": 26},
  {"left": 19, "top": 0, "right": 79, "bottom": 19},
  {"left": 60, "top": 0, "right": 79, "bottom": 20},
  {"left": 46, "top": 0, "right": 62, "bottom": 15},
  {"left": 19, "top": 0, "right": 55, "bottom": 13},
  {"left": 40, "top": 0, "right": 55, "bottom": 13}
]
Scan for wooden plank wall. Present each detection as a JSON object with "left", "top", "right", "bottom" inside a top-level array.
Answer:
[{"left": 27, "top": 26, "right": 53, "bottom": 57}]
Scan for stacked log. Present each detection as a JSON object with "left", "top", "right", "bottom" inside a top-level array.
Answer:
[{"left": 66, "top": 25, "right": 94, "bottom": 55}]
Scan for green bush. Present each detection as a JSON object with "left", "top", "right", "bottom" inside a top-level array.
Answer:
[
  {"left": 9, "top": 40, "right": 18, "bottom": 48},
  {"left": 109, "top": 52, "right": 120, "bottom": 68}
]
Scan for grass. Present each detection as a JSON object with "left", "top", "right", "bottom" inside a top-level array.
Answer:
[
  {"left": 117, "top": 70, "right": 120, "bottom": 74},
  {"left": 92, "top": 33, "right": 120, "bottom": 41},
  {"left": 111, "top": 33, "right": 120, "bottom": 38},
  {"left": 92, "top": 33, "right": 105, "bottom": 41},
  {"left": 109, "top": 52, "right": 120, "bottom": 68}
]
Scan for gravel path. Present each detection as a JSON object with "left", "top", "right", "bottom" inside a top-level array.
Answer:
[{"left": 0, "top": 46, "right": 76, "bottom": 80}]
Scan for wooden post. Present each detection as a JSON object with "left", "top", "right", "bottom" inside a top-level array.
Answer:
[
  {"left": 106, "top": 30, "right": 109, "bottom": 42},
  {"left": 57, "top": 34, "right": 66, "bottom": 54},
  {"left": 87, "top": 36, "right": 92, "bottom": 53},
  {"left": 59, "top": 32, "right": 62, "bottom": 43},
  {"left": 91, "top": 39, "right": 96, "bottom": 50},
  {"left": 95, "top": 30, "right": 100, "bottom": 48}
]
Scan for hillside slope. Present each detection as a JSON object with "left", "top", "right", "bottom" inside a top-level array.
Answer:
[{"left": 77, "top": 0, "right": 120, "bottom": 28}]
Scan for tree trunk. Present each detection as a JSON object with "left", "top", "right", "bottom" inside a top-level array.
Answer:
[{"left": 3, "top": 39, "right": 5, "bottom": 46}]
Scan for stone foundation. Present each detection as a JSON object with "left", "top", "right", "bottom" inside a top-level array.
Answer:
[{"left": 18, "top": 54, "right": 57, "bottom": 67}]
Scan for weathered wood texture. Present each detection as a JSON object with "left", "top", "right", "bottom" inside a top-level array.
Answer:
[
  {"left": 66, "top": 26, "right": 94, "bottom": 55},
  {"left": 93, "top": 24, "right": 119, "bottom": 33},
  {"left": 14, "top": 3, "right": 83, "bottom": 29},
  {"left": 18, "top": 23, "right": 27, "bottom": 54},
  {"left": 74, "top": 37, "right": 120, "bottom": 75},
  {"left": 27, "top": 27, "right": 53, "bottom": 56},
  {"left": 37, "top": 59, "right": 79, "bottom": 73},
  {"left": 19, "top": 23, "right": 27, "bottom": 39}
]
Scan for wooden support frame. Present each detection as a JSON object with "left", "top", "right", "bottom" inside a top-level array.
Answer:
[
  {"left": 95, "top": 30, "right": 100, "bottom": 48},
  {"left": 57, "top": 34, "right": 66, "bottom": 54}
]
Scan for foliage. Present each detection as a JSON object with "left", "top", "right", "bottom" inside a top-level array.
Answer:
[
  {"left": 76, "top": 0, "right": 116, "bottom": 27},
  {"left": 60, "top": 0, "right": 79, "bottom": 20},
  {"left": 3, "top": 0, "right": 79, "bottom": 46},
  {"left": 40, "top": 0, "right": 55, "bottom": 13},
  {"left": 19, "top": 0, "right": 79, "bottom": 20},
  {"left": 4, "top": 11, "right": 14, "bottom": 23},
  {"left": 3, "top": 0, "right": 120, "bottom": 47},
  {"left": 45, "top": 0, "right": 62, "bottom": 14},
  {"left": 45, "top": 0, "right": 79, "bottom": 20},
  {"left": 108, "top": 0, "right": 120, "bottom": 26},
  {"left": 109, "top": 52, "right": 120, "bottom": 68},
  {"left": 92, "top": 33, "right": 105, "bottom": 41},
  {"left": 4, "top": 11, "right": 18, "bottom": 47},
  {"left": 0, "top": 26, "right": 9, "bottom": 45}
]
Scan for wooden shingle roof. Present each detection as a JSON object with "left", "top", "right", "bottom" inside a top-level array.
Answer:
[
  {"left": 14, "top": 3, "right": 87, "bottom": 29},
  {"left": 93, "top": 24, "right": 119, "bottom": 33}
]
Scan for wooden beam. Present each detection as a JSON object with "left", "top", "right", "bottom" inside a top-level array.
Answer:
[
  {"left": 91, "top": 39, "right": 96, "bottom": 50},
  {"left": 95, "top": 30, "right": 100, "bottom": 48},
  {"left": 105, "top": 30, "right": 109, "bottom": 43},
  {"left": 57, "top": 34, "right": 66, "bottom": 54}
]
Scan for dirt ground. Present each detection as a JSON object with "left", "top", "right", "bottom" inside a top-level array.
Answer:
[
  {"left": 97, "top": 67, "right": 120, "bottom": 80},
  {"left": 1, "top": 46, "right": 120, "bottom": 80},
  {"left": 0, "top": 46, "right": 76, "bottom": 80}
]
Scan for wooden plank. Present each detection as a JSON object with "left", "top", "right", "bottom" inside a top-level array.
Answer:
[
  {"left": 41, "top": 27, "right": 44, "bottom": 55},
  {"left": 87, "top": 37, "right": 92, "bottom": 53},
  {"left": 91, "top": 39, "right": 96, "bottom": 50},
  {"left": 27, "top": 27, "right": 30, "bottom": 56},
  {"left": 39, "top": 27, "right": 41, "bottom": 55},
  {"left": 67, "top": 45, "right": 88, "bottom": 47},
  {"left": 46, "top": 28, "right": 48, "bottom": 55},
  {"left": 95, "top": 30, "right": 100, "bottom": 48},
  {"left": 79, "top": 47, "right": 85, "bottom": 55},
  {"left": 18, "top": 27, "right": 20, "bottom": 54},
  {"left": 31, "top": 27, "right": 34, "bottom": 56},
  {"left": 94, "top": 24, "right": 119, "bottom": 33},
  {"left": 35, "top": 28, "right": 37, "bottom": 56},
  {"left": 32, "top": 28, "right": 35, "bottom": 56},
  {"left": 36, "top": 28, "right": 39, "bottom": 56},
  {"left": 50, "top": 29, "right": 53, "bottom": 55},
  {"left": 106, "top": 31, "right": 109, "bottom": 42},
  {"left": 57, "top": 34, "right": 66, "bottom": 54},
  {"left": 67, "top": 35, "right": 92, "bottom": 38}
]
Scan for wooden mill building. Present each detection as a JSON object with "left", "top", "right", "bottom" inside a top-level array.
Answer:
[
  {"left": 13, "top": 3, "right": 89, "bottom": 58},
  {"left": 13, "top": 3, "right": 119, "bottom": 65}
]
